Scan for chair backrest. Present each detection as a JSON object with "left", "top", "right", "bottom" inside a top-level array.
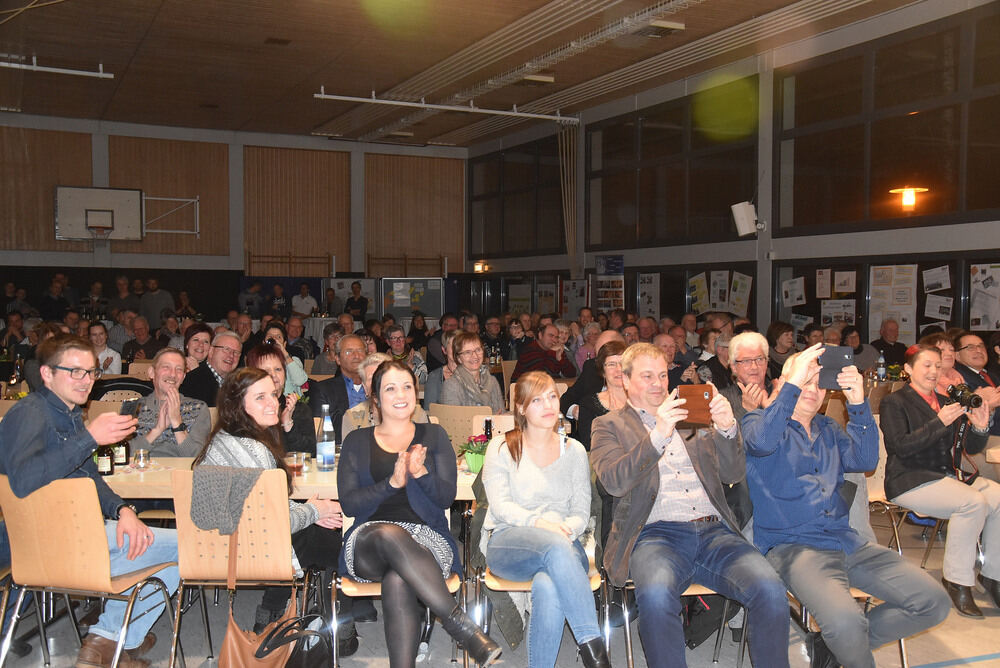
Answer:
[
  {"left": 309, "top": 374, "right": 335, "bottom": 383},
  {"left": 555, "top": 382, "right": 568, "bottom": 397},
  {"left": 128, "top": 360, "right": 154, "bottom": 379},
  {"left": 171, "top": 468, "right": 294, "bottom": 582},
  {"left": 208, "top": 406, "right": 219, "bottom": 428},
  {"left": 890, "top": 381, "right": 907, "bottom": 393},
  {"left": 866, "top": 416, "right": 889, "bottom": 502},
  {"left": 428, "top": 415, "right": 439, "bottom": 424},
  {"left": 501, "top": 361, "right": 517, "bottom": 407},
  {"left": 824, "top": 396, "right": 847, "bottom": 428},
  {"left": 303, "top": 358, "right": 315, "bottom": 374},
  {"left": 867, "top": 383, "right": 892, "bottom": 414},
  {"left": 0, "top": 474, "right": 112, "bottom": 590},
  {"left": 472, "top": 414, "right": 515, "bottom": 436},
  {"left": 100, "top": 389, "right": 142, "bottom": 402},
  {"left": 88, "top": 400, "right": 122, "bottom": 419},
  {"left": 428, "top": 403, "right": 487, "bottom": 454}
]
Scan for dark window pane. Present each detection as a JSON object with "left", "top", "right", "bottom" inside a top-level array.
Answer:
[
  {"left": 588, "top": 172, "right": 636, "bottom": 248},
  {"left": 779, "top": 56, "right": 863, "bottom": 129},
  {"left": 691, "top": 77, "right": 758, "bottom": 150},
  {"left": 640, "top": 105, "right": 685, "bottom": 161},
  {"left": 638, "top": 163, "right": 685, "bottom": 243},
  {"left": 780, "top": 126, "right": 865, "bottom": 228},
  {"left": 470, "top": 198, "right": 501, "bottom": 256},
  {"left": 589, "top": 121, "right": 636, "bottom": 172},
  {"left": 974, "top": 13, "right": 1000, "bottom": 87},
  {"left": 537, "top": 136, "right": 561, "bottom": 185},
  {"left": 536, "top": 186, "right": 565, "bottom": 250},
  {"left": 471, "top": 158, "right": 499, "bottom": 196},
  {"left": 503, "top": 149, "right": 534, "bottom": 190},
  {"left": 968, "top": 94, "right": 1000, "bottom": 210},
  {"left": 874, "top": 29, "right": 960, "bottom": 109},
  {"left": 503, "top": 191, "right": 535, "bottom": 252},
  {"left": 870, "top": 106, "right": 960, "bottom": 219},
  {"left": 689, "top": 146, "right": 755, "bottom": 240}
]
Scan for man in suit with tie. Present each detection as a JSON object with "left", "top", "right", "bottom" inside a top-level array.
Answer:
[
  {"left": 590, "top": 343, "right": 789, "bottom": 668},
  {"left": 954, "top": 331, "right": 1000, "bottom": 480}
]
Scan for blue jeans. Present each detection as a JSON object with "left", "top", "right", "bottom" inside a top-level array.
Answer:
[
  {"left": 89, "top": 522, "right": 180, "bottom": 650},
  {"left": 487, "top": 527, "right": 600, "bottom": 668},
  {"left": 630, "top": 521, "right": 789, "bottom": 668}
]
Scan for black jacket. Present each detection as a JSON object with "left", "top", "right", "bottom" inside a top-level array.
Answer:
[
  {"left": 955, "top": 362, "right": 1000, "bottom": 436},
  {"left": 309, "top": 372, "right": 351, "bottom": 443},
  {"left": 179, "top": 362, "right": 223, "bottom": 407},
  {"left": 559, "top": 358, "right": 602, "bottom": 415}
]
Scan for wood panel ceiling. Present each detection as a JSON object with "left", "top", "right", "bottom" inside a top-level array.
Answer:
[{"left": 0, "top": 0, "right": 913, "bottom": 147}]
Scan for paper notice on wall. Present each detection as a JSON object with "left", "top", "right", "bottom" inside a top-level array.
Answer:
[
  {"left": 922, "top": 266, "right": 951, "bottom": 293},
  {"left": 710, "top": 271, "right": 729, "bottom": 311},
  {"left": 781, "top": 276, "right": 806, "bottom": 307},
  {"left": 789, "top": 313, "right": 814, "bottom": 343},
  {"left": 924, "top": 294, "right": 953, "bottom": 321},
  {"left": 970, "top": 264, "right": 1000, "bottom": 331},
  {"left": 869, "top": 265, "right": 917, "bottom": 344},
  {"left": 688, "top": 273, "right": 710, "bottom": 314},
  {"left": 393, "top": 282, "right": 410, "bottom": 308},
  {"left": 561, "top": 279, "right": 589, "bottom": 318},
  {"left": 638, "top": 273, "right": 660, "bottom": 320},
  {"left": 816, "top": 269, "right": 831, "bottom": 299},
  {"left": 508, "top": 284, "right": 532, "bottom": 316},
  {"left": 821, "top": 299, "right": 856, "bottom": 326},
  {"left": 834, "top": 271, "right": 856, "bottom": 293},
  {"left": 537, "top": 284, "right": 557, "bottom": 314},
  {"left": 729, "top": 272, "right": 752, "bottom": 318}
]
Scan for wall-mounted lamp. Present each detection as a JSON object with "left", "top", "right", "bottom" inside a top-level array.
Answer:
[
  {"left": 473, "top": 261, "right": 490, "bottom": 273},
  {"left": 888, "top": 186, "right": 928, "bottom": 213}
]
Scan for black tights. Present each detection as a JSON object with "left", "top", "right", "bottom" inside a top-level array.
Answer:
[{"left": 352, "top": 523, "right": 458, "bottom": 667}]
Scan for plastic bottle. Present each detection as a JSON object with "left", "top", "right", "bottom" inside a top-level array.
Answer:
[
  {"left": 316, "top": 403, "right": 337, "bottom": 471},
  {"left": 876, "top": 353, "right": 886, "bottom": 381}
]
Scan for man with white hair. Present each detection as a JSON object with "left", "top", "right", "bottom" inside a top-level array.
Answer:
[
  {"left": 179, "top": 331, "right": 241, "bottom": 407},
  {"left": 720, "top": 331, "right": 774, "bottom": 422},
  {"left": 871, "top": 318, "right": 906, "bottom": 367}
]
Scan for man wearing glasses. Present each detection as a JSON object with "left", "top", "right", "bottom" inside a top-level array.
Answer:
[
  {"left": 309, "top": 334, "right": 369, "bottom": 442},
  {"left": 954, "top": 331, "right": 1000, "bottom": 481},
  {"left": 720, "top": 332, "right": 775, "bottom": 422},
  {"left": 0, "top": 334, "right": 179, "bottom": 667},
  {"left": 179, "top": 330, "right": 242, "bottom": 407}
]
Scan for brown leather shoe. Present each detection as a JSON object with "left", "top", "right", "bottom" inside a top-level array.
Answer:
[
  {"left": 75, "top": 634, "right": 151, "bottom": 668},
  {"left": 941, "top": 578, "right": 983, "bottom": 618},
  {"left": 132, "top": 632, "right": 156, "bottom": 657}
]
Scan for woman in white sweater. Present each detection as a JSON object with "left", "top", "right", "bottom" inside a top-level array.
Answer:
[{"left": 481, "top": 371, "right": 610, "bottom": 668}]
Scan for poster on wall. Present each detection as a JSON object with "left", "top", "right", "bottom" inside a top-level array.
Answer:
[
  {"left": 560, "top": 279, "right": 589, "bottom": 318},
  {"left": 729, "top": 272, "right": 752, "bottom": 318},
  {"left": 688, "top": 273, "right": 710, "bottom": 314},
  {"left": 593, "top": 255, "right": 625, "bottom": 313},
  {"left": 869, "top": 264, "right": 917, "bottom": 344},
  {"left": 821, "top": 299, "right": 856, "bottom": 326},
  {"left": 537, "top": 284, "right": 557, "bottom": 315},
  {"left": 508, "top": 283, "right": 532, "bottom": 316},
  {"left": 638, "top": 273, "right": 660, "bottom": 320},
  {"left": 710, "top": 271, "right": 729, "bottom": 311},
  {"left": 816, "top": 269, "right": 831, "bottom": 299},
  {"left": 970, "top": 263, "right": 1000, "bottom": 331},
  {"left": 781, "top": 276, "right": 806, "bottom": 307}
]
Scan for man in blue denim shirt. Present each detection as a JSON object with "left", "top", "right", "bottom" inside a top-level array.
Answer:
[
  {"left": 0, "top": 334, "right": 179, "bottom": 668},
  {"left": 742, "top": 344, "right": 949, "bottom": 668}
]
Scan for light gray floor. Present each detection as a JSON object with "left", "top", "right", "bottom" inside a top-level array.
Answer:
[{"left": 6, "top": 511, "right": 1000, "bottom": 667}]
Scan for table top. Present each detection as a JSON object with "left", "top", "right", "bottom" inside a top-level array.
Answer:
[{"left": 105, "top": 457, "right": 477, "bottom": 501}]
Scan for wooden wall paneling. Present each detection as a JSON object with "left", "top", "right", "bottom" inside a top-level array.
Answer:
[
  {"left": 107, "top": 136, "right": 229, "bottom": 255},
  {"left": 365, "top": 154, "right": 464, "bottom": 277},
  {"left": 243, "top": 146, "right": 351, "bottom": 277},
  {"left": 0, "top": 126, "right": 93, "bottom": 252}
]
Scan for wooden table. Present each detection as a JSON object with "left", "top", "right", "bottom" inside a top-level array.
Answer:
[{"left": 105, "top": 457, "right": 477, "bottom": 500}]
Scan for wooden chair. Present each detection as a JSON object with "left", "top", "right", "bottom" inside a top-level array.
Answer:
[
  {"left": 88, "top": 400, "right": 123, "bottom": 419},
  {"left": 428, "top": 404, "right": 487, "bottom": 454},
  {"left": 471, "top": 414, "right": 514, "bottom": 437},
  {"left": 127, "top": 361, "right": 153, "bottom": 379},
  {"left": 500, "top": 361, "right": 517, "bottom": 407},
  {"left": 100, "top": 389, "right": 143, "bottom": 402},
  {"left": 169, "top": 469, "right": 300, "bottom": 667},
  {"left": 303, "top": 358, "right": 315, "bottom": 374},
  {"left": 867, "top": 383, "right": 893, "bottom": 414},
  {"left": 824, "top": 395, "right": 847, "bottom": 428},
  {"left": 0, "top": 475, "right": 177, "bottom": 668},
  {"left": 0, "top": 400, "right": 17, "bottom": 418},
  {"left": 208, "top": 406, "right": 219, "bottom": 428}
]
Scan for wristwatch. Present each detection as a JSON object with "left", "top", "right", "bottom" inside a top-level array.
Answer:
[
  {"left": 170, "top": 422, "right": 188, "bottom": 433},
  {"left": 113, "top": 503, "right": 138, "bottom": 520}
]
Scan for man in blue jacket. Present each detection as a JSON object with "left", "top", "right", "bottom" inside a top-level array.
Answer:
[
  {"left": 0, "top": 334, "right": 179, "bottom": 668},
  {"left": 741, "top": 344, "right": 949, "bottom": 668}
]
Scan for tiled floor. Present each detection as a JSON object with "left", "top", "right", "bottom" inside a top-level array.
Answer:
[{"left": 6, "top": 512, "right": 1000, "bottom": 667}]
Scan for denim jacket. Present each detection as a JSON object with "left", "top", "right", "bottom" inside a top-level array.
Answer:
[{"left": 0, "top": 387, "right": 123, "bottom": 518}]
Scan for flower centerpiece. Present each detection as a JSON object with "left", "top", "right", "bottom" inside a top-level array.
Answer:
[{"left": 461, "top": 433, "right": 489, "bottom": 474}]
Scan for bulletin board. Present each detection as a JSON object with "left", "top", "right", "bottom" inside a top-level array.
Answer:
[{"left": 379, "top": 278, "right": 444, "bottom": 320}]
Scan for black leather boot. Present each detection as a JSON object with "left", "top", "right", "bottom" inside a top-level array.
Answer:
[
  {"left": 579, "top": 637, "right": 611, "bottom": 668},
  {"left": 440, "top": 605, "right": 502, "bottom": 666},
  {"left": 941, "top": 578, "right": 983, "bottom": 618},
  {"left": 978, "top": 573, "right": 1000, "bottom": 608}
]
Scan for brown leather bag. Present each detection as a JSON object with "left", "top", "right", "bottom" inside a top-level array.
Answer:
[{"left": 218, "top": 527, "right": 297, "bottom": 668}]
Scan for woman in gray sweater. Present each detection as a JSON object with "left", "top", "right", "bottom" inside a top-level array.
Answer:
[{"left": 481, "top": 371, "right": 610, "bottom": 668}]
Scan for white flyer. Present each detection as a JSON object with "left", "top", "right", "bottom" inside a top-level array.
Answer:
[
  {"left": 821, "top": 299, "right": 856, "bottom": 326},
  {"left": 729, "top": 272, "right": 752, "bottom": 318},
  {"left": 638, "top": 273, "right": 660, "bottom": 320},
  {"left": 393, "top": 282, "right": 410, "bottom": 308},
  {"left": 834, "top": 271, "right": 856, "bottom": 293},
  {"left": 924, "top": 294, "right": 953, "bottom": 321},
  {"left": 922, "top": 265, "right": 951, "bottom": 293},
  {"left": 970, "top": 264, "right": 1000, "bottom": 331},
  {"left": 688, "top": 273, "right": 710, "bottom": 314},
  {"left": 710, "top": 271, "right": 729, "bottom": 311},
  {"left": 816, "top": 269, "right": 831, "bottom": 299},
  {"left": 781, "top": 276, "right": 806, "bottom": 307}
]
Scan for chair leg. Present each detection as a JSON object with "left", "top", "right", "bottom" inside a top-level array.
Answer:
[
  {"left": 198, "top": 586, "right": 213, "bottom": 659},
  {"left": 712, "top": 598, "right": 730, "bottom": 663},
  {"left": 63, "top": 593, "right": 83, "bottom": 646},
  {"left": 0, "top": 586, "right": 28, "bottom": 668},
  {"left": 899, "top": 637, "right": 908, "bottom": 668},
  {"left": 921, "top": 519, "right": 946, "bottom": 569},
  {"left": 736, "top": 613, "right": 748, "bottom": 668},
  {"left": 600, "top": 573, "right": 612, "bottom": 653},
  {"left": 33, "top": 591, "right": 50, "bottom": 666},
  {"left": 169, "top": 583, "right": 185, "bottom": 668},
  {"left": 621, "top": 583, "right": 635, "bottom": 668},
  {"left": 331, "top": 575, "right": 340, "bottom": 668}
]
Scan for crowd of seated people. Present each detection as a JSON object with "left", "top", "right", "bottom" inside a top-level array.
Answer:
[{"left": 6, "top": 271, "right": 1000, "bottom": 667}]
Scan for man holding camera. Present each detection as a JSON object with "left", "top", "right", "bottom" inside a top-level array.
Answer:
[
  {"left": 953, "top": 331, "right": 1000, "bottom": 481},
  {"left": 742, "top": 344, "right": 949, "bottom": 668}
]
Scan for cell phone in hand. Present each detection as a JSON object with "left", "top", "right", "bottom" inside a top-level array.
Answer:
[
  {"left": 819, "top": 345, "right": 854, "bottom": 390},
  {"left": 677, "top": 384, "right": 714, "bottom": 428},
  {"left": 119, "top": 398, "right": 140, "bottom": 417}
]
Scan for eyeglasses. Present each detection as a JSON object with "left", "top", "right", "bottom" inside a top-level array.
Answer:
[
  {"left": 387, "top": 335, "right": 405, "bottom": 342},
  {"left": 212, "top": 345, "right": 241, "bottom": 356},
  {"left": 957, "top": 343, "right": 986, "bottom": 352},
  {"left": 340, "top": 348, "right": 366, "bottom": 357},
  {"left": 51, "top": 365, "right": 103, "bottom": 380},
  {"left": 459, "top": 348, "right": 484, "bottom": 357},
  {"left": 733, "top": 356, "right": 766, "bottom": 367},
  {"left": 603, "top": 360, "right": 621, "bottom": 369}
]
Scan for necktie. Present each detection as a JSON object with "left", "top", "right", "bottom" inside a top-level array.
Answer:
[{"left": 980, "top": 369, "right": 996, "bottom": 389}]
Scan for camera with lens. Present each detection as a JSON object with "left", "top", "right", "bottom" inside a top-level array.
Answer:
[
  {"left": 265, "top": 338, "right": 277, "bottom": 346},
  {"left": 946, "top": 384, "right": 983, "bottom": 409}
]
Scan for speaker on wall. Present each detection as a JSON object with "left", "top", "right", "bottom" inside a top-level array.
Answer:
[{"left": 731, "top": 201, "right": 758, "bottom": 237}]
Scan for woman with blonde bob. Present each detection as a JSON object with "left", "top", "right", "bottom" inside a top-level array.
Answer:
[{"left": 481, "top": 371, "right": 610, "bottom": 668}]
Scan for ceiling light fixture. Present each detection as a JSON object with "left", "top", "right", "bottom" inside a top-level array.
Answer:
[
  {"left": 0, "top": 54, "right": 113, "bottom": 79},
  {"left": 888, "top": 186, "right": 929, "bottom": 212}
]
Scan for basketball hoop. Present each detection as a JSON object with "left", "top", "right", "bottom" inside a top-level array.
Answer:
[
  {"left": 89, "top": 226, "right": 113, "bottom": 242},
  {"left": 85, "top": 208, "right": 114, "bottom": 242}
]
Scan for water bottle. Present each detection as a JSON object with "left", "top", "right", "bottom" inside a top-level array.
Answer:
[
  {"left": 316, "top": 403, "right": 337, "bottom": 471},
  {"left": 876, "top": 353, "right": 886, "bottom": 381},
  {"left": 483, "top": 417, "right": 493, "bottom": 441}
]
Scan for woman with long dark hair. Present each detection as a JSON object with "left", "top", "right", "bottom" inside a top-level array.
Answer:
[{"left": 338, "top": 360, "right": 501, "bottom": 667}]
